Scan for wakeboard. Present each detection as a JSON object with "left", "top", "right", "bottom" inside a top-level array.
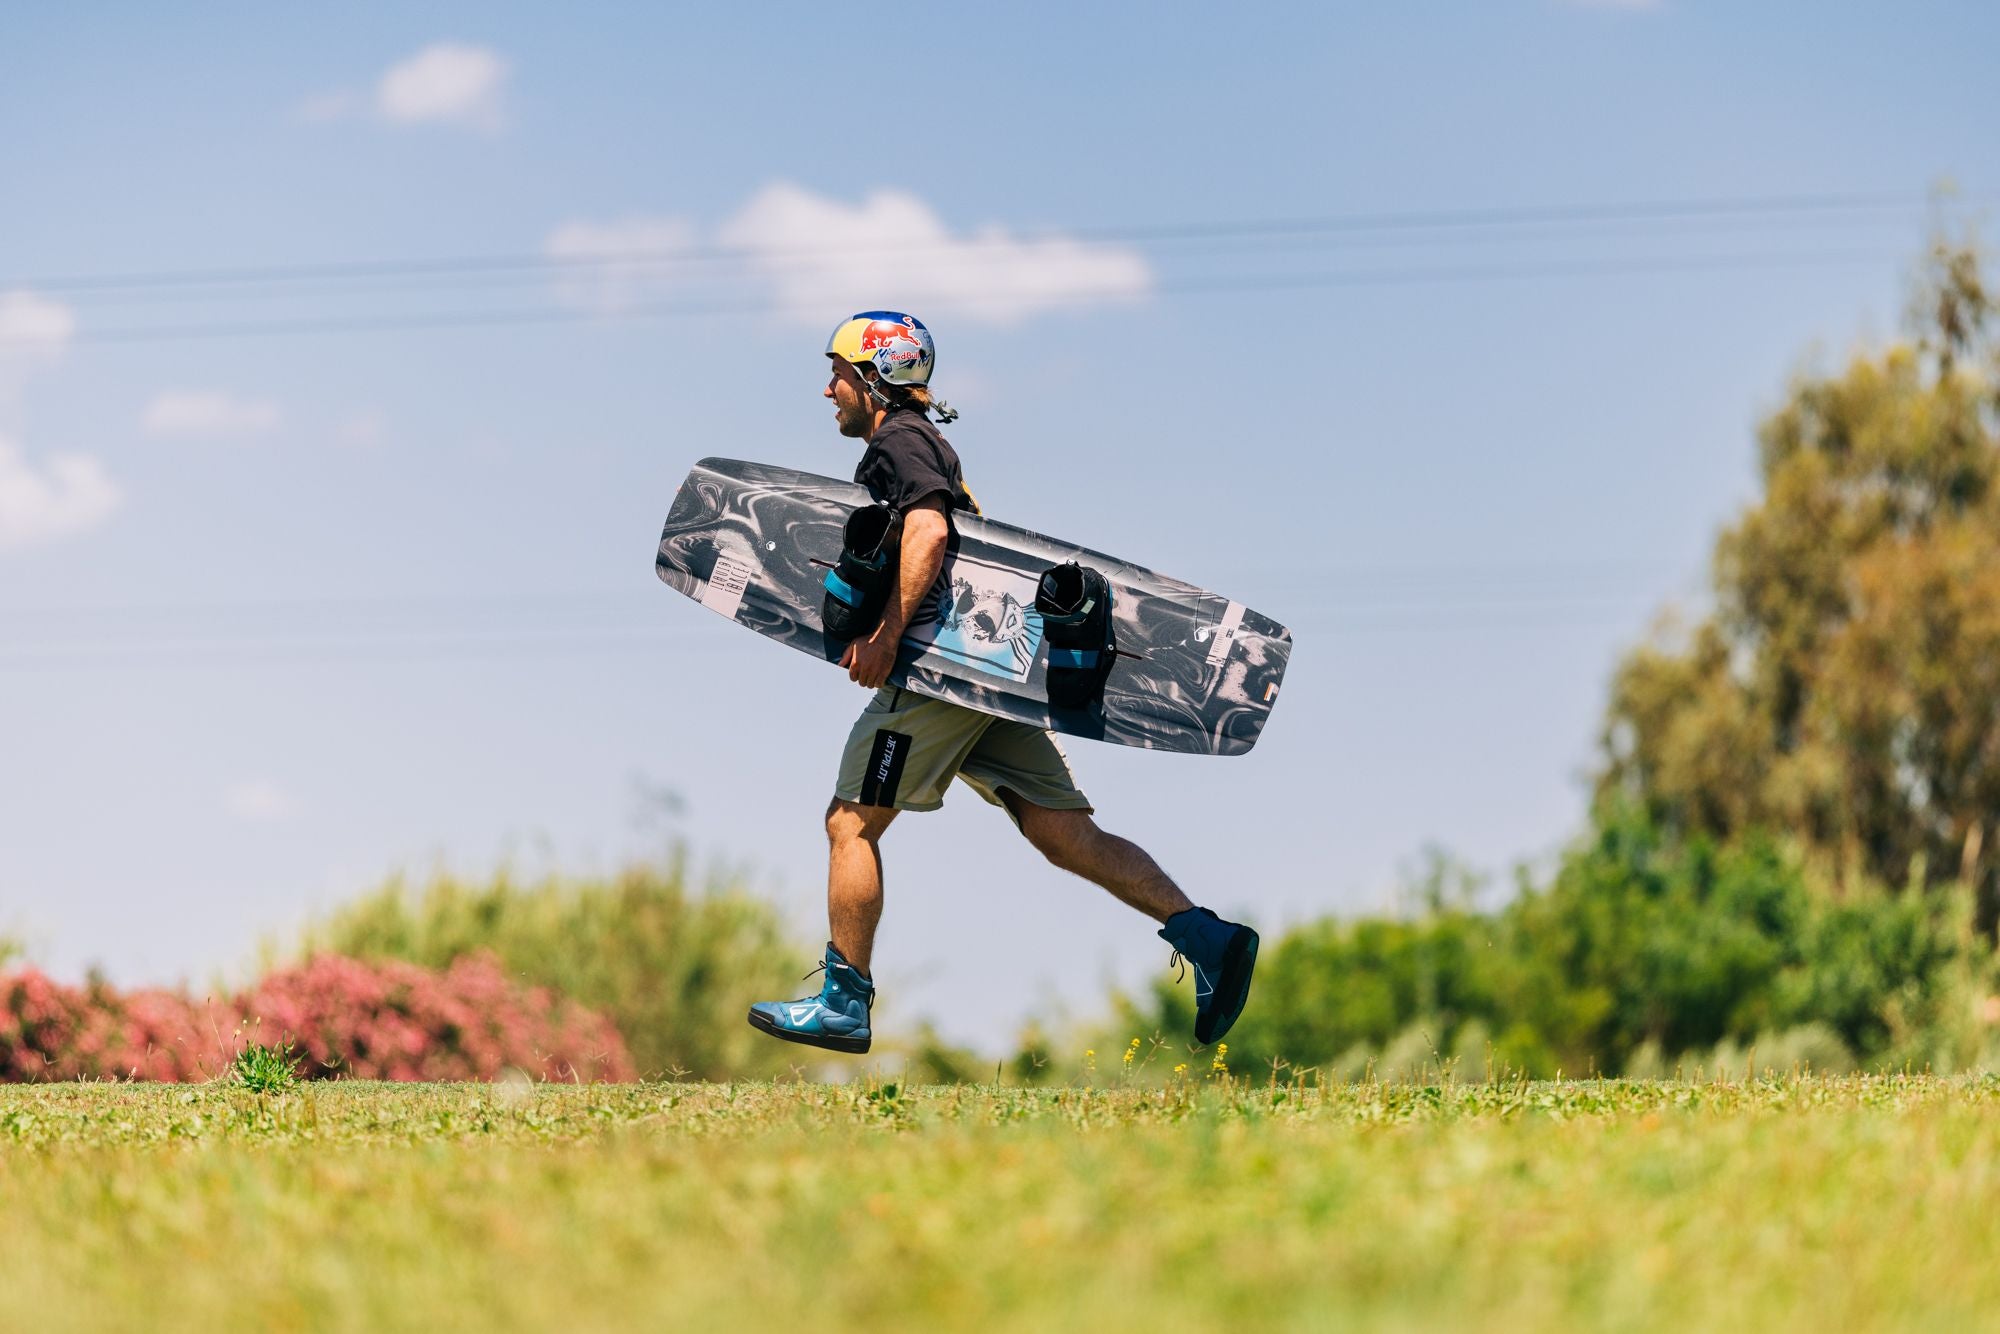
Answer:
[{"left": 654, "top": 457, "right": 1290, "bottom": 756}]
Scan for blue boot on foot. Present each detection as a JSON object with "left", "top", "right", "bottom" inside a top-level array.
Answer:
[
  {"left": 747, "top": 942, "right": 874, "bottom": 1054},
  {"left": 1159, "top": 907, "right": 1259, "bottom": 1045}
]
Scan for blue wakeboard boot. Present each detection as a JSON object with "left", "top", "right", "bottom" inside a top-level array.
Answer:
[
  {"left": 1159, "top": 907, "right": 1259, "bottom": 1045},
  {"left": 747, "top": 942, "right": 874, "bottom": 1054}
]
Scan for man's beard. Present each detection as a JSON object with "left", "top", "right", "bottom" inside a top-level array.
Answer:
[{"left": 836, "top": 398, "right": 872, "bottom": 437}]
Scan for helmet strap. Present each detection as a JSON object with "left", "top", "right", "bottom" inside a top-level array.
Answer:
[{"left": 862, "top": 367, "right": 957, "bottom": 424}]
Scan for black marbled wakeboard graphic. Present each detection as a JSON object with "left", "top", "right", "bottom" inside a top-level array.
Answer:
[{"left": 655, "top": 457, "right": 1290, "bottom": 756}]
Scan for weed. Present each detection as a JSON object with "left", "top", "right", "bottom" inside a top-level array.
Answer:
[{"left": 229, "top": 1041, "right": 300, "bottom": 1095}]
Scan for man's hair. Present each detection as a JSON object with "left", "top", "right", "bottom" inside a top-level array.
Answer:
[{"left": 859, "top": 365, "right": 933, "bottom": 414}]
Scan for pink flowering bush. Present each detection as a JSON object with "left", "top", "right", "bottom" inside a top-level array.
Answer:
[
  {"left": 242, "top": 953, "right": 633, "bottom": 1082},
  {"left": 72, "top": 984, "right": 219, "bottom": 1081},
  {"left": 0, "top": 952, "right": 633, "bottom": 1083}
]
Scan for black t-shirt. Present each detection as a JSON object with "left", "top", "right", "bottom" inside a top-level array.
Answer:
[{"left": 853, "top": 407, "right": 978, "bottom": 516}]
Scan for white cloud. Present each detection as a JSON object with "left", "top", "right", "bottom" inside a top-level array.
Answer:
[
  {"left": 376, "top": 43, "right": 508, "bottom": 130},
  {"left": 0, "top": 290, "right": 76, "bottom": 355},
  {"left": 0, "top": 292, "right": 113, "bottom": 552},
  {"left": 0, "top": 435, "right": 121, "bottom": 551},
  {"left": 720, "top": 184, "right": 1154, "bottom": 325},
  {"left": 544, "top": 216, "right": 698, "bottom": 312},
  {"left": 142, "top": 391, "right": 281, "bottom": 439},
  {"left": 545, "top": 183, "right": 1153, "bottom": 327},
  {"left": 0, "top": 289, "right": 77, "bottom": 408},
  {"left": 299, "top": 44, "right": 509, "bottom": 130},
  {"left": 224, "top": 781, "right": 298, "bottom": 823}
]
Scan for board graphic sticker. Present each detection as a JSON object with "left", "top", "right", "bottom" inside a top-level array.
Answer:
[{"left": 905, "top": 550, "right": 1045, "bottom": 683}]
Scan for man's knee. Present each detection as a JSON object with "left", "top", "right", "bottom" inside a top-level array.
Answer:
[
  {"left": 1007, "top": 794, "right": 1099, "bottom": 869},
  {"left": 826, "top": 797, "right": 896, "bottom": 845}
]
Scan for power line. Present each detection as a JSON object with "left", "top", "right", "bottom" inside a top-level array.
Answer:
[
  {"left": 1063, "top": 189, "right": 1981, "bottom": 245},
  {"left": 67, "top": 245, "right": 1902, "bottom": 346},
  {"left": 41, "top": 206, "right": 1939, "bottom": 313},
  {"left": 8, "top": 188, "right": 1980, "bottom": 297}
]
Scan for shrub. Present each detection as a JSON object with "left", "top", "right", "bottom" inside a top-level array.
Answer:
[
  {"left": 1095, "top": 805, "right": 1995, "bottom": 1080},
  {"left": 0, "top": 953, "right": 633, "bottom": 1083},
  {"left": 0, "top": 972, "right": 208, "bottom": 1081},
  {"left": 244, "top": 953, "right": 632, "bottom": 1082},
  {"left": 1496, "top": 814, "right": 1812, "bottom": 1070},
  {"left": 293, "top": 856, "right": 804, "bottom": 1079}
]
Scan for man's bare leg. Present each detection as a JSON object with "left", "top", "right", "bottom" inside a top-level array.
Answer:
[
  {"left": 1006, "top": 793, "right": 1257, "bottom": 1043},
  {"left": 1003, "top": 795, "right": 1195, "bottom": 923},
  {"left": 826, "top": 797, "right": 898, "bottom": 973},
  {"left": 744, "top": 798, "right": 890, "bottom": 1053}
]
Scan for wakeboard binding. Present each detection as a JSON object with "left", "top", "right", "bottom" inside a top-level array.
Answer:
[
  {"left": 822, "top": 503, "right": 903, "bottom": 645},
  {"left": 1035, "top": 561, "right": 1117, "bottom": 708}
]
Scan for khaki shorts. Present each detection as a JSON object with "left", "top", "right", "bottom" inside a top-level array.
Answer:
[{"left": 835, "top": 687, "right": 1093, "bottom": 817}]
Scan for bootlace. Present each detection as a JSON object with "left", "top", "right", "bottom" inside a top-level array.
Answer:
[
  {"left": 791, "top": 961, "right": 828, "bottom": 1003},
  {"left": 1167, "top": 950, "right": 1187, "bottom": 985}
]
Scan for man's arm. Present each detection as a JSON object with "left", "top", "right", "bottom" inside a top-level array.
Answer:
[
  {"left": 879, "top": 497, "right": 949, "bottom": 638},
  {"left": 843, "top": 495, "right": 950, "bottom": 688}
]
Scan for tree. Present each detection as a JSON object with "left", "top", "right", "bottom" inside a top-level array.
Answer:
[{"left": 1599, "top": 240, "right": 2000, "bottom": 929}]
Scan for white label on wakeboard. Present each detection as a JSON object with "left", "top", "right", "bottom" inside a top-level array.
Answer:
[
  {"left": 700, "top": 553, "right": 754, "bottom": 620},
  {"left": 1205, "top": 601, "right": 1246, "bottom": 671}
]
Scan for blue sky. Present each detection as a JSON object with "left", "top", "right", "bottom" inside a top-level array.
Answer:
[{"left": 2, "top": 4, "right": 1995, "bottom": 1051}]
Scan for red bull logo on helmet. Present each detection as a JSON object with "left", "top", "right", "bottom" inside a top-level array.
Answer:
[
  {"left": 860, "top": 317, "right": 932, "bottom": 377},
  {"left": 858, "top": 318, "right": 920, "bottom": 352}
]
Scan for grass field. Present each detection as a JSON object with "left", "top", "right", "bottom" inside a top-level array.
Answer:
[{"left": 4, "top": 1073, "right": 1998, "bottom": 1332}]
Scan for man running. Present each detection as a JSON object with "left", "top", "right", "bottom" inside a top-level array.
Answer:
[{"left": 748, "top": 311, "right": 1258, "bottom": 1055}]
